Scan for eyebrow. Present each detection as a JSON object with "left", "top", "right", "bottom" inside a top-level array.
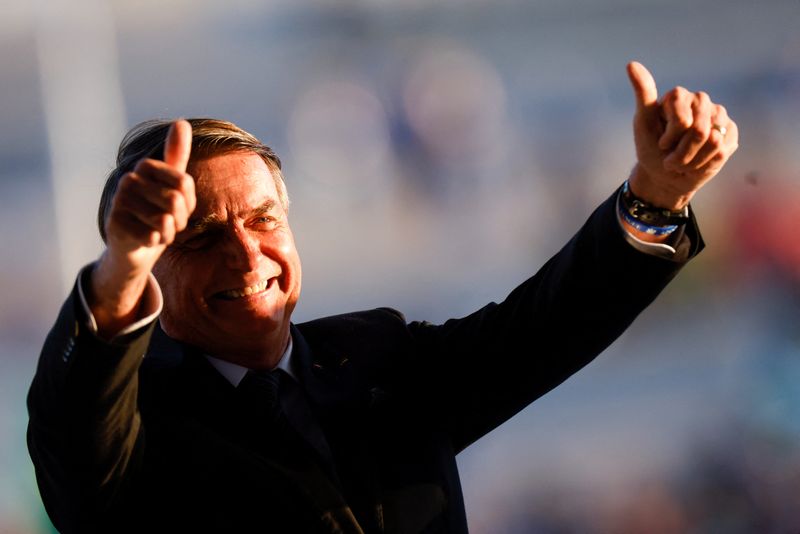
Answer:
[
  {"left": 187, "top": 200, "right": 277, "bottom": 234},
  {"left": 187, "top": 213, "right": 223, "bottom": 235},
  {"left": 248, "top": 199, "right": 276, "bottom": 219}
]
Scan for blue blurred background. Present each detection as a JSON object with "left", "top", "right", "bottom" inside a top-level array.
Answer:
[{"left": 2, "top": 0, "right": 799, "bottom": 531}]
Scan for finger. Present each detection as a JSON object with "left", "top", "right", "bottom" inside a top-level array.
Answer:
[
  {"left": 694, "top": 149, "right": 729, "bottom": 178},
  {"left": 722, "top": 115, "right": 739, "bottom": 153},
  {"left": 109, "top": 199, "right": 172, "bottom": 248},
  {"left": 115, "top": 187, "right": 177, "bottom": 233},
  {"left": 132, "top": 158, "right": 196, "bottom": 215},
  {"left": 687, "top": 105, "right": 732, "bottom": 169},
  {"left": 158, "top": 214, "right": 176, "bottom": 245},
  {"left": 182, "top": 168, "right": 196, "bottom": 215},
  {"left": 708, "top": 105, "right": 738, "bottom": 157},
  {"left": 163, "top": 119, "right": 192, "bottom": 172},
  {"left": 134, "top": 158, "right": 187, "bottom": 188},
  {"left": 689, "top": 126, "right": 738, "bottom": 177},
  {"left": 627, "top": 61, "right": 659, "bottom": 112},
  {"left": 712, "top": 104, "right": 737, "bottom": 150},
  {"left": 120, "top": 207, "right": 177, "bottom": 246},
  {"left": 113, "top": 173, "right": 188, "bottom": 238},
  {"left": 122, "top": 171, "right": 189, "bottom": 217},
  {"left": 111, "top": 210, "right": 164, "bottom": 248},
  {"left": 665, "top": 91, "right": 713, "bottom": 168},
  {"left": 658, "top": 87, "right": 694, "bottom": 150}
]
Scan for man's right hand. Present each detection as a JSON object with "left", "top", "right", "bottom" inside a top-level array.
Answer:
[{"left": 89, "top": 120, "right": 195, "bottom": 337}]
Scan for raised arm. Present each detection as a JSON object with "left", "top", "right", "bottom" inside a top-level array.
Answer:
[
  {"left": 28, "top": 120, "right": 196, "bottom": 531},
  {"left": 624, "top": 61, "right": 738, "bottom": 242},
  {"left": 89, "top": 120, "right": 195, "bottom": 338}
]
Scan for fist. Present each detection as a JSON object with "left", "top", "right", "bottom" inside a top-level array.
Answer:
[
  {"left": 627, "top": 61, "right": 739, "bottom": 210},
  {"left": 105, "top": 120, "right": 196, "bottom": 270}
]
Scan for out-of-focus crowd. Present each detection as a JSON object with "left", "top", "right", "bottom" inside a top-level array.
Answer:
[{"left": 2, "top": 0, "right": 799, "bottom": 532}]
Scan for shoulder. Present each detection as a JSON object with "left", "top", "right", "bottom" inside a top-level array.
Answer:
[
  {"left": 295, "top": 307, "right": 416, "bottom": 353},
  {"left": 294, "top": 307, "right": 424, "bottom": 375},
  {"left": 297, "top": 307, "right": 407, "bottom": 334}
]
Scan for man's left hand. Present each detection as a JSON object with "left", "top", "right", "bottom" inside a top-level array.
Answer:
[{"left": 626, "top": 61, "right": 739, "bottom": 210}]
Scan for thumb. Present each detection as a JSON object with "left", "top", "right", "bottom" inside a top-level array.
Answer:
[
  {"left": 163, "top": 119, "right": 192, "bottom": 172},
  {"left": 626, "top": 61, "right": 658, "bottom": 112}
]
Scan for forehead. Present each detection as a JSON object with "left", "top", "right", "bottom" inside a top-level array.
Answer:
[{"left": 189, "top": 152, "right": 280, "bottom": 215}]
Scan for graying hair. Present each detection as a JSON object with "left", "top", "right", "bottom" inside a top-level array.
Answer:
[{"left": 98, "top": 118, "right": 288, "bottom": 242}]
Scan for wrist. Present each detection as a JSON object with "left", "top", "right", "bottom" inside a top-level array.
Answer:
[
  {"left": 617, "top": 179, "right": 690, "bottom": 245},
  {"left": 628, "top": 164, "right": 695, "bottom": 210},
  {"left": 89, "top": 253, "right": 152, "bottom": 332},
  {"left": 620, "top": 180, "right": 689, "bottom": 227}
]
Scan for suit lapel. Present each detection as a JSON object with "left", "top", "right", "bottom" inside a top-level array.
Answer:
[
  {"left": 144, "top": 324, "right": 365, "bottom": 533},
  {"left": 291, "top": 324, "right": 389, "bottom": 532}
]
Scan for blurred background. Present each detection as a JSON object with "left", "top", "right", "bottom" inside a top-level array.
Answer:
[{"left": 2, "top": 0, "right": 799, "bottom": 531}]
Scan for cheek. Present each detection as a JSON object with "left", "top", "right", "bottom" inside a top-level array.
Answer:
[
  {"left": 283, "top": 247, "right": 302, "bottom": 290},
  {"left": 154, "top": 255, "right": 209, "bottom": 311},
  {"left": 276, "top": 233, "right": 301, "bottom": 268}
]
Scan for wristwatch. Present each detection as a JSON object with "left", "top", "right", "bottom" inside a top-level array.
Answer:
[{"left": 621, "top": 181, "right": 689, "bottom": 227}]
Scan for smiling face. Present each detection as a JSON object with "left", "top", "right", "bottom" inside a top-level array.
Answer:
[{"left": 153, "top": 151, "right": 301, "bottom": 369}]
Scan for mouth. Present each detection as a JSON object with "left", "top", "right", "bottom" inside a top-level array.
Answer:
[{"left": 213, "top": 278, "right": 275, "bottom": 301}]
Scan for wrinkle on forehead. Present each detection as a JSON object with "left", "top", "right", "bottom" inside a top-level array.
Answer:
[{"left": 188, "top": 152, "right": 283, "bottom": 227}]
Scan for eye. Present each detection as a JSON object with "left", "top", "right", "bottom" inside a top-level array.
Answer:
[
  {"left": 177, "top": 230, "right": 217, "bottom": 250},
  {"left": 180, "top": 235, "right": 209, "bottom": 250},
  {"left": 252, "top": 215, "right": 277, "bottom": 228}
]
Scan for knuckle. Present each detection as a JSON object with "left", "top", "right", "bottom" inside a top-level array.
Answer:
[
  {"left": 134, "top": 158, "right": 155, "bottom": 173},
  {"left": 690, "top": 123, "right": 708, "bottom": 141},
  {"left": 162, "top": 224, "right": 175, "bottom": 240},
  {"left": 157, "top": 213, "right": 172, "bottom": 232},
  {"left": 664, "top": 90, "right": 681, "bottom": 105},
  {"left": 165, "top": 190, "right": 182, "bottom": 213},
  {"left": 708, "top": 134, "right": 724, "bottom": 150},
  {"left": 183, "top": 179, "right": 197, "bottom": 209},
  {"left": 113, "top": 189, "right": 134, "bottom": 210},
  {"left": 181, "top": 175, "right": 195, "bottom": 199},
  {"left": 117, "top": 172, "right": 137, "bottom": 192},
  {"left": 676, "top": 115, "right": 693, "bottom": 129}
]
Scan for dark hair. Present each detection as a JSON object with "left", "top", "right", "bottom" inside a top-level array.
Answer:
[{"left": 97, "top": 118, "right": 288, "bottom": 242}]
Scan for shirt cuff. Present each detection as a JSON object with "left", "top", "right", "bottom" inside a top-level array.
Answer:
[
  {"left": 615, "top": 191, "right": 679, "bottom": 259},
  {"left": 76, "top": 263, "right": 164, "bottom": 340}
]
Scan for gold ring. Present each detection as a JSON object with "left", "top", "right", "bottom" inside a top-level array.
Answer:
[{"left": 712, "top": 124, "right": 727, "bottom": 136}]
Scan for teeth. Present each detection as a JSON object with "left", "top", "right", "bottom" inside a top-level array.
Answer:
[{"left": 220, "top": 279, "right": 270, "bottom": 299}]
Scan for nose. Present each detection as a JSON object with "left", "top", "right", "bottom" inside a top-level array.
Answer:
[{"left": 222, "top": 227, "right": 262, "bottom": 272}]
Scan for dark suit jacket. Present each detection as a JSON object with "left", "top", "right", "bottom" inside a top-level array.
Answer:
[{"left": 27, "top": 191, "right": 702, "bottom": 533}]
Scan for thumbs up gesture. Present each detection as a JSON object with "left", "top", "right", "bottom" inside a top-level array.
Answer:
[
  {"left": 105, "top": 119, "right": 196, "bottom": 258},
  {"left": 626, "top": 62, "right": 738, "bottom": 210},
  {"left": 90, "top": 120, "right": 196, "bottom": 336}
]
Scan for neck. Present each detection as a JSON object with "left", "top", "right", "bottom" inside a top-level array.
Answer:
[{"left": 212, "top": 333, "right": 290, "bottom": 371}]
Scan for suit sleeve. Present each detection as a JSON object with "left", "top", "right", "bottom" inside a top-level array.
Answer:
[
  {"left": 27, "top": 271, "right": 156, "bottom": 532},
  {"left": 407, "top": 187, "right": 704, "bottom": 452}
]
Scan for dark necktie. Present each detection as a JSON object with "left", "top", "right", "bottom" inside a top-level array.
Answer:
[
  {"left": 237, "top": 368, "right": 340, "bottom": 486},
  {"left": 238, "top": 369, "right": 285, "bottom": 426}
]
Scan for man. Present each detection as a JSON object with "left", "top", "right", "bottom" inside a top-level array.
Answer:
[{"left": 28, "top": 62, "right": 738, "bottom": 533}]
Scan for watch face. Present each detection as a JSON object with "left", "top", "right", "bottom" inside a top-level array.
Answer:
[{"left": 622, "top": 180, "right": 689, "bottom": 227}]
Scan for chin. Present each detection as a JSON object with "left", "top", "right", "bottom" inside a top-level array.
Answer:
[{"left": 216, "top": 313, "right": 286, "bottom": 339}]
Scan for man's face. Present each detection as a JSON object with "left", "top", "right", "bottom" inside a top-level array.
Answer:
[{"left": 153, "top": 151, "right": 301, "bottom": 368}]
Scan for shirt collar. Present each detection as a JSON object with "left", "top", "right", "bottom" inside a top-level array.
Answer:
[{"left": 205, "top": 336, "right": 296, "bottom": 387}]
